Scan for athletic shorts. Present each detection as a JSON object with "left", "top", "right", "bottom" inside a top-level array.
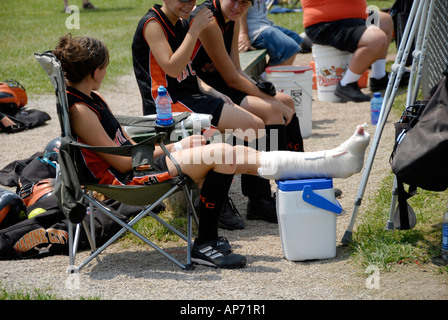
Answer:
[
  {"left": 305, "top": 18, "right": 367, "bottom": 53},
  {"left": 171, "top": 93, "right": 225, "bottom": 127},
  {"left": 200, "top": 76, "right": 248, "bottom": 106},
  {"left": 113, "top": 155, "right": 174, "bottom": 186},
  {"left": 252, "top": 26, "right": 303, "bottom": 65}
]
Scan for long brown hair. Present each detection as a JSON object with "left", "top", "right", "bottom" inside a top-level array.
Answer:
[{"left": 53, "top": 33, "right": 109, "bottom": 83}]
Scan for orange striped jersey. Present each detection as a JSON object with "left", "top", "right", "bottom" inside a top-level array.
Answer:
[
  {"left": 132, "top": 4, "right": 201, "bottom": 115},
  {"left": 66, "top": 86, "right": 172, "bottom": 186},
  {"left": 189, "top": 0, "right": 235, "bottom": 89}
]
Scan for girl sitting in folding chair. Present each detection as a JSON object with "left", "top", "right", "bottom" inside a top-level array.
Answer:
[{"left": 54, "top": 34, "right": 369, "bottom": 269}]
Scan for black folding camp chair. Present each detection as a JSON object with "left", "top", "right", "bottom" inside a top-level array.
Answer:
[{"left": 34, "top": 51, "right": 200, "bottom": 272}]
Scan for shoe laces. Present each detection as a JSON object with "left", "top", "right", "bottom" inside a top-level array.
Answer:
[{"left": 226, "top": 197, "right": 242, "bottom": 218}]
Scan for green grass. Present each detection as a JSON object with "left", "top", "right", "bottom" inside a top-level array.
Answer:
[
  {"left": 122, "top": 206, "right": 193, "bottom": 245},
  {"left": 350, "top": 174, "right": 448, "bottom": 271},
  {"left": 0, "top": 281, "right": 100, "bottom": 300},
  {"left": 0, "top": 283, "right": 60, "bottom": 300},
  {"left": 0, "top": 0, "right": 154, "bottom": 95},
  {"left": 1, "top": 0, "right": 395, "bottom": 96},
  {"left": 349, "top": 92, "right": 448, "bottom": 277}
]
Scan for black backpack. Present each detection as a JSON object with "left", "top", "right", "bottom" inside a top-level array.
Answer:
[
  {"left": 0, "top": 194, "right": 143, "bottom": 260},
  {"left": 390, "top": 65, "right": 448, "bottom": 229}
]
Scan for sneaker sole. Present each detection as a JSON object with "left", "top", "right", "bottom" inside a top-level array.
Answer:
[
  {"left": 334, "top": 89, "right": 370, "bottom": 103},
  {"left": 191, "top": 257, "right": 246, "bottom": 269}
]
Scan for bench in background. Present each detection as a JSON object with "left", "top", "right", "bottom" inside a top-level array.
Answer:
[{"left": 239, "top": 49, "right": 267, "bottom": 79}]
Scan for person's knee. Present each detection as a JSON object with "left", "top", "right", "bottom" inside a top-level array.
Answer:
[
  {"left": 241, "top": 116, "right": 264, "bottom": 135},
  {"left": 267, "top": 100, "right": 284, "bottom": 119},
  {"left": 214, "top": 143, "right": 237, "bottom": 172},
  {"left": 376, "top": 32, "right": 390, "bottom": 53},
  {"left": 278, "top": 93, "right": 295, "bottom": 110},
  {"left": 364, "top": 28, "right": 389, "bottom": 56},
  {"left": 379, "top": 11, "right": 394, "bottom": 38},
  {"left": 252, "top": 116, "right": 265, "bottom": 132}
]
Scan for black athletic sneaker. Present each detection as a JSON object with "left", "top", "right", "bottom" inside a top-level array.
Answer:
[
  {"left": 246, "top": 196, "right": 278, "bottom": 223},
  {"left": 219, "top": 197, "right": 245, "bottom": 230},
  {"left": 369, "top": 74, "right": 389, "bottom": 92},
  {"left": 191, "top": 237, "right": 247, "bottom": 269},
  {"left": 370, "top": 71, "right": 410, "bottom": 92},
  {"left": 334, "top": 82, "right": 370, "bottom": 102}
]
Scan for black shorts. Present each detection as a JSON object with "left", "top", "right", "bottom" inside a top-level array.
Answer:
[
  {"left": 305, "top": 18, "right": 367, "bottom": 53},
  {"left": 214, "top": 84, "right": 248, "bottom": 106},
  {"left": 173, "top": 93, "right": 225, "bottom": 127},
  {"left": 113, "top": 155, "right": 173, "bottom": 186},
  {"left": 200, "top": 75, "right": 249, "bottom": 106}
]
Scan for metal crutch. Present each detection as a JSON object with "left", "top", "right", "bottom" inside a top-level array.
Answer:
[
  {"left": 341, "top": 0, "right": 435, "bottom": 243},
  {"left": 384, "top": 0, "right": 435, "bottom": 230}
]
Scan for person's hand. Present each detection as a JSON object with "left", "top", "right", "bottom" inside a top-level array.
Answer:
[
  {"left": 205, "top": 87, "right": 234, "bottom": 105},
  {"left": 217, "top": 93, "right": 233, "bottom": 105},
  {"left": 173, "top": 135, "right": 206, "bottom": 152},
  {"left": 190, "top": 8, "right": 214, "bottom": 34},
  {"left": 281, "top": 104, "right": 295, "bottom": 125},
  {"left": 238, "top": 33, "right": 255, "bottom": 52}
]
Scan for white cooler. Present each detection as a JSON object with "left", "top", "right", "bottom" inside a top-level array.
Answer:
[{"left": 276, "top": 178, "right": 342, "bottom": 261}]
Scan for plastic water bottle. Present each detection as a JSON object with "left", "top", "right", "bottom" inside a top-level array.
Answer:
[
  {"left": 370, "top": 92, "right": 383, "bottom": 125},
  {"left": 442, "top": 204, "right": 448, "bottom": 261},
  {"left": 155, "top": 86, "right": 173, "bottom": 126}
]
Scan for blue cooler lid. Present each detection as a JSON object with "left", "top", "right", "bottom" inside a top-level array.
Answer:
[{"left": 276, "top": 178, "right": 333, "bottom": 192}]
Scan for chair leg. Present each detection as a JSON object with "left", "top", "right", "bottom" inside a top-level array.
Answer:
[
  {"left": 68, "top": 183, "right": 199, "bottom": 272},
  {"left": 67, "top": 203, "right": 100, "bottom": 274},
  {"left": 182, "top": 184, "right": 198, "bottom": 270},
  {"left": 67, "top": 221, "right": 78, "bottom": 274}
]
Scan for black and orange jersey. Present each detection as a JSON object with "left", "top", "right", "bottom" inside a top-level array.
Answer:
[
  {"left": 189, "top": 0, "right": 234, "bottom": 89},
  {"left": 66, "top": 86, "right": 172, "bottom": 186},
  {"left": 132, "top": 4, "right": 201, "bottom": 115}
]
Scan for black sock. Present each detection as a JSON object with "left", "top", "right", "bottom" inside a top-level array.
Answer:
[
  {"left": 196, "top": 170, "right": 234, "bottom": 245},
  {"left": 241, "top": 174, "right": 272, "bottom": 200},
  {"left": 241, "top": 124, "right": 287, "bottom": 200},
  {"left": 265, "top": 124, "right": 287, "bottom": 151},
  {"left": 285, "top": 114, "right": 304, "bottom": 152}
]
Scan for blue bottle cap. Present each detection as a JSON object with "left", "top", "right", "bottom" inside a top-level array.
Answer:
[{"left": 157, "top": 85, "right": 167, "bottom": 95}]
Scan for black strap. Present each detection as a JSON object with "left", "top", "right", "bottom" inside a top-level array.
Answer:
[{"left": 396, "top": 178, "right": 417, "bottom": 230}]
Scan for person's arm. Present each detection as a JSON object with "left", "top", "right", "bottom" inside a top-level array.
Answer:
[
  {"left": 70, "top": 103, "right": 206, "bottom": 172},
  {"left": 238, "top": 10, "right": 254, "bottom": 52},
  {"left": 197, "top": 77, "right": 233, "bottom": 105},
  {"left": 199, "top": 18, "right": 269, "bottom": 98},
  {"left": 144, "top": 8, "right": 213, "bottom": 78},
  {"left": 70, "top": 103, "right": 133, "bottom": 173}
]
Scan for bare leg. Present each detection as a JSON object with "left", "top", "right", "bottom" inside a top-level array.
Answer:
[
  {"left": 216, "top": 103, "right": 265, "bottom": 142},
  {"left": 240, "top": 95, "right": 294, "bottom": 125},
  {"left": 166, "top": 143, "right": 237, "bottom": 187},
  {"left": 166, "top": 125, "right": 369, "bottom": 185},
  {"left": 349, "top": 12, "right": 393, "bottom": 75}
]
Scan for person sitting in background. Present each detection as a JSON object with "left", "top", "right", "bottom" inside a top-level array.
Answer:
[
  {"left": 189, "top": 0, "right": 306, "bottom": 223},
  {"left": 302, "top": 0, "right": 396, "bottom": 102},
  {"left": 238, "top": 0, "right": 305, "bottom": 68}
]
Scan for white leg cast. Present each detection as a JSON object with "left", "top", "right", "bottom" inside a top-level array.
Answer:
[{"left": 258, "top": 126, "right": 370, "bottom": 180}]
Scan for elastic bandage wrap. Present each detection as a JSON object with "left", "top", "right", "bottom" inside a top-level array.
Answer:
[{"left": 258, "top": 128, "right": 370, "bottom": 180}]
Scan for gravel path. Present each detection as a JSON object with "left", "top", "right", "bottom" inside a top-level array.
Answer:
[{"left": 1, "top": 54, "right": 447, "bottom": 301}]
